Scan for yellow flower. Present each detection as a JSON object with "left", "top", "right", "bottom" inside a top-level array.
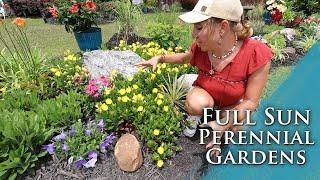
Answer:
[
  {"left": 157, "top": 146, "right": 165, "bottom": 155},
  {"left": 157, "top": 160, "right": 164, "bottom": 168},
  {"left": 133, "top": 84, "right": 139, "bottom": 90},
  {"left": 104, "top": 88, "right": 111, "bottom": 95},
  {"left": 157, "top": 93, "right": 164, "bottom": 99},
  {"left": 50, "top": 68, "right": 58, "bottom": 73},
  {"left": 128, "top": 76, "right": 133, "bottom": 81},
  {"left": 156, "top": 69, "right": 162, "bottom": 74},
  {"left": 119, "top": 40, "right": 125, "bottom": 44},
  {"left": 163, "top": 106, "right": 169, "bottom": 112},
  {"left": 126, "top": 87, "right": 132, "bottom": 93},
  {"left": 0, "top": 87, "right": 6, "bottom": 93},
  {"left": 118, "top": 89, "right": 126, "bottom": 95},
  {"left": 153, "top": 129, "right": 160, "bottom": 136},
  {"left": 152, "top": 88, "right": 158, "bottom": 94},
  {"left": 183, "top": 64, "right": 188, "bottom": 68},
  {"left": 121, "top": 96, "right": 129, "bottom": 103},
  {"left": 55, "top": 71, "right": 62, "bottom": 77},
  {"left": 105, "top": 98, "right": 113, "bottom": 105},
  {"left": 161, "top": 63, "right": 166, "bottom": 69},
  {"left": 150, "top": 73, "right": 156, "bottom": 80},
  {"left": 156, "top": 99, "right": 163, "bottom": 106},
  {"left": 101, "top": 103, "right": 108, "bottom": 111},
  {"left": 137, "top": 106, "right": 144, "bottom": 112},
  {"left": 111, "top": 70, "right": 118, "bottom": 76}
]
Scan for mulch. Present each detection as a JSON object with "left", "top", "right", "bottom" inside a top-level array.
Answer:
[{"left": 23, "top": 130, "right": 212, "bottom": 180}]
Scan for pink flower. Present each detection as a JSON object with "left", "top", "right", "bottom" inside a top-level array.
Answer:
[
  {"left": 70, "top": 4, "right": 79, "bottom": 14},
  {"left": 86, "top": 1, "right": 96, "bottom": 10},
  {"left": 99, "top": 76, "right": 111, "bottom": 87},
  {"left": 86, "top": 79, "right": 100, "bottom": 97},
  {"left": 49, "top": 6, "right": 58, "bottom": 17}
]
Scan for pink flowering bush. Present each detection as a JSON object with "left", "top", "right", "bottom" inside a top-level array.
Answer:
[{"left": 86, "top": 76, "right": 112, "bottom": 97}]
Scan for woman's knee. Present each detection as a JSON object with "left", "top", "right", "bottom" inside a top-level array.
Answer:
[{"left": 185, "top": 87, "right": 214, "bottom": 115}]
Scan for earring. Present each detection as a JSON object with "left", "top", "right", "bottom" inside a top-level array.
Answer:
[{"left": 218, "top": 35, "right": 223, "bottom": 45}]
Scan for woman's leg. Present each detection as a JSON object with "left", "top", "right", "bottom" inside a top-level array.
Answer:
[{"left": 185, "top": 87, "right": 215, "bottom": 116}]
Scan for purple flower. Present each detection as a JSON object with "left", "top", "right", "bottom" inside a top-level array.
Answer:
[
  {"left": 85, "top": 129, "right": 92, "bottom": 137},
  {"left": 97, "top": 119, "right": 104, "bottom": 131},
  {"left": 100, "top": 133, "right": 115, "bottom": 153},
  {"left": 42, "top": 144, "right": 55, "bottom": 154},
  {"left": 88, "top": 150, "right": 98, "bottom": 160},
  {"left": 69, "top": 127, "right": 75, "bottom": 137},
  {"left": 53, "top": 131, "right": 66, "bottom": 141},
  {"left": 75, "top": 157, "right": 87, "bottom": 169},
  {"left": 62, "top": 143, "right": 68, "bottom": 153}
]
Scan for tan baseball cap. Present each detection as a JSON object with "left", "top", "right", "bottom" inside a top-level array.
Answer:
[{"left": 179, "top": 0, "right": 243, "bottom": 23}]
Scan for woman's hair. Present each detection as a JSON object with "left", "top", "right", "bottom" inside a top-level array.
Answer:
[{"left": 206, "top": 17, "right": 253, "bottom": 40}]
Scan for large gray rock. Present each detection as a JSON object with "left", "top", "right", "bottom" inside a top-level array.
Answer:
[
  {"left": 280, "top": 28, "right": 296, "bottom": 41},
  {"left": 83, "top": 50, "right": 144, "bottom": 79},
  {"left": 114, "top": 134, "right": 143, "bottom": 172}
]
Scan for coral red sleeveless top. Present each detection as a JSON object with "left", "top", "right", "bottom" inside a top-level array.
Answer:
[{"left": 189, "top": 38, "right": 273, "bottom": 108}]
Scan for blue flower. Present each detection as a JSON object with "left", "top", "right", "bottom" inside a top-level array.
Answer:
[
  {"left": 97, "top": 119, "right": 104, "bottom": 131},
  {"left": 85, "top": 129, "right": 92, "bottom": 137},
  {"left": 42, "top": 144, "right": 55, "bottom": 154},
  {"left": 62, "top": 143, "right": 68, "bottom": 153},
  {"left": 69, "top": 127, "right": 75, "bottom": 137},
  {"left": 75, "top": 157, "right": 87, "bottom": 169},
  {"left": 88, "top": 150, "right": 98, "bottom": 159},
  {"left": 53, "top": 131, "right": 67, "bottom": 141},
  {"left": 100, "top": 133, "right": 115, "bottom": 153}
]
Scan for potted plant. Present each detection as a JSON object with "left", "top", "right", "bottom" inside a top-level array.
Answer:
[
  {"left": 49, "top": 0, "right": 101, "bottom": 51},
  {"left": 264, "top": 0, "right": 287, "bottom": 24}
]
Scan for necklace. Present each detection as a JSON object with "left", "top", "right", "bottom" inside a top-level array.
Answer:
[
  {"left": 209, "top": 34, "right": 238, "bottom": 75},
  {"left": 211, "top": 34, "right": 238, "bottom": 60}
]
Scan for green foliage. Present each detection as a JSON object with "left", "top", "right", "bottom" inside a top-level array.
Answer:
[
  {"left": 45, "top": 51, "right": 89, "bottom": 98},
  {"left": 263, "top": 34, "right": 287, "bottom": 49},
  {"left": 0, "top": 21, "right": 45, "bottom": 92},
  {"left": 160, "top": 73, "right": 188, "bottom": 111},
  {"left": 297, "top": 22, "right": 318, "bottom": 37},
  {"left": 262, "top": 24, "right": 285, "bottom": 35},
  {"left": 293, "top": 35, "right": 317, "bottom": 53},
  {"left": 0, "top": 89, "right": 40, "bottom": 111},
  {"left": 282, "top": 8, "right": 296, "bottom": 22},
  {"left": 247, "top": 4, "right": 264, "bottom": 21},
  {"left": 168, "top": 2, "right": 183, "bottom": 13},
  {"left": 146, "top": 23, "right": 184, "bottom": 49},
  {"left": 252, "top": 20, "right": 265, "bottom": 36},
  {"left": 269, "top": 42, "right": 288, "bottom": 62},
  {"left": 35, "top": 91, "right": 84, "bottom": 128},
  {"left": 0, "top": 110, "right": 53, "bottom": 180},
  {"left": 285, "top": 0, "right": 320, "bottom": 16}
]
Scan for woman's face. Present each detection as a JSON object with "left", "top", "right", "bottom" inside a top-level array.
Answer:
[{"left": 192, "top": 21, "right": 219, "bottom": 51}]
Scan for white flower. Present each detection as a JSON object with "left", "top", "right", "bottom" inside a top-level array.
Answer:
[{"left": 266, "top": 0, "right": 275, "bottom": 5}]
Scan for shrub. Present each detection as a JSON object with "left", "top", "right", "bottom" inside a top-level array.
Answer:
[
  {"left": 285, "top": 0, "right": 320, "bottom": 16},
  {"left": 9, "top": 0, "right": 53, "bottom": 17},
  {"left": 297, "top": 22, "right": 318, "bottom": 37},
  {"left": 263, "top": 34, "right": 287, "bottom": 50},
  {"left": 146, "top": 23, "right": 184, "bottom": 49},
  {"left": 262, "top": 24, "right": 285, "bottom": 34},
  {"left": 293, "top": 35, "right": 317, "bottom": 53},
  {"left": 247, "top": 4, "right": 264, "bottom": 21},
  {"left": 252, "top": 20, "right": 265, "bottom": 36},
  {"left": 35, "top": 91, "right": 85, "bottom": 127}
]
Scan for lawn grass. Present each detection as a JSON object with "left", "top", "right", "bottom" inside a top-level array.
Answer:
[{"left": 0, "top": 16, "right": 293, "bottom": 96}]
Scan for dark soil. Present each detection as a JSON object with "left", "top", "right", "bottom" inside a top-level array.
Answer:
[
  {"left": 24, "top": 130, "right": 212, "bottom": 180},
  {"left": 105, "top": 32, "right": 152, "bottom": 50}
]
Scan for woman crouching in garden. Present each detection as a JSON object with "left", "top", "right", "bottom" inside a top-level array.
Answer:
[{"left": 136, "top": 0, "right": 273, "bottom": 156}]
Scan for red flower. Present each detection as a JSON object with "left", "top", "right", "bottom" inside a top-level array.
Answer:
[
  {"left": 49, "top": 6, "right": 58, "bottom": 17},
  {"left": 85, "top": 1, "right": 96, "bottom": 10},
  {"left": 271, "top": 9, "right": 283, "bottom": 24},
  {"left": 70, "top": 4, "right": 79, "bottom": 14}
]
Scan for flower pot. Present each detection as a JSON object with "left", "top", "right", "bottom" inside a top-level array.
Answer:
[{"left": 74, "top": 27, "right": 102, "bottom": 51}]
